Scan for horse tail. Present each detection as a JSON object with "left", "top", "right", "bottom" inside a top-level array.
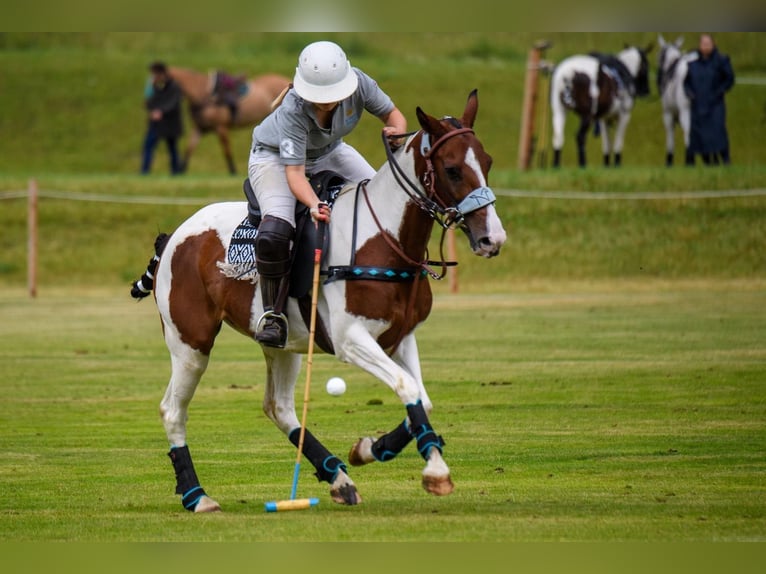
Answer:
[{"left": 130, "top": 233, "right": 170, "bottom": 300}]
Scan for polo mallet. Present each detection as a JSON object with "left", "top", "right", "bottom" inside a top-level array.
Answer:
[{"left": 265, "top": 215, "right": 327, "bottom": 513}]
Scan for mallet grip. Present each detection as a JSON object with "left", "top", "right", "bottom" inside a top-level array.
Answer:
[{"left": 265, "top": 498, "right": 319, "bottom": 512}]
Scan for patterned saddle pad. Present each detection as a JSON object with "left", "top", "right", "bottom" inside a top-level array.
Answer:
[{"left": 216, "top": 218, "right": 259, "bottom": 281}]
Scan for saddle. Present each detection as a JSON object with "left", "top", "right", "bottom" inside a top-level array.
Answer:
[{"left": 230, "top": 171, "right": 346, "bottom": 299}]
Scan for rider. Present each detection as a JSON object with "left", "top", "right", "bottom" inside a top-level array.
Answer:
[{"left": 247, "top": 40, "right": 407, "bottom": 348}]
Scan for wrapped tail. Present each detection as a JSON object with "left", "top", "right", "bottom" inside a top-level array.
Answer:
[{"left": 130, "top": 233, "right": 170, "bottom": 299}]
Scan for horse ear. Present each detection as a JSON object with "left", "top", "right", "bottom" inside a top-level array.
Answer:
[
  {"left": 461, "top": 89, "right": 479, "bottom": 129},
  {"left": 675, "top": 36, "right": 684, "bottom": 48},
  {"left": 658, "top": 34, "right": 666, "bottom": 47},
  {"left": 416, "top": 106, "right": 446, "bottom": 136}
]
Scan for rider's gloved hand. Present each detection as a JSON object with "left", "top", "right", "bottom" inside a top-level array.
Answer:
[{"left": 310, "top": 201, "right": 331, "bottom": 223}]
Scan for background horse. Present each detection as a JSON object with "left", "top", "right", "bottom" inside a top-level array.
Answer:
[
  {"left": 132, "top": 91, "right": 507, "bottom": 512},
  {"left": 657, "top": 34, "right": 693, "bottom": 166},
  {"left": 550, "top": 44, "right": 652, "bottom": 167},
  {"left": 168, "top": 67, "right": 290, "bottom": 174}
]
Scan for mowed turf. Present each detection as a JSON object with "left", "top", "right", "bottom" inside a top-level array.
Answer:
[{"left": 0, "top": 281, "right": 763, "bottom": 541}]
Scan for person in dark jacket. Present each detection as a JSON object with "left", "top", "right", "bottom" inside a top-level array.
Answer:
[
  {"left": 141, "top": 61, "right": 184, "bottom": 174},
  {"left": 683, "top": 34, "right": 735, "bottom": 165}
]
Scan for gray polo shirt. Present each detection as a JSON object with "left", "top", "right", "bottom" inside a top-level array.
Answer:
[{"left": 251, "top": 68, "right": 395, "bottom": 165}]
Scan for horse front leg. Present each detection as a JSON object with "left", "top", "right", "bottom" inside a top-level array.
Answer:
[
  {"left": 612, "top": 111, "right": 632, "bottom": 167},
  {"left": 599, "top": 119, "right": 613, "bottom": 166},
  {"left": 216, "top": 126, "right": 237, "bottom": 175},
  {"left": 663, "top": 109, "right": 676, "bottom": 166},
  {"left": 341, "top": 326, "right": 453, "bottom": 496},
  {"left": 350, "top": 334, "right": 426, "bottom": 465},
  {"left": 181, "top": 127, "right": 201, "bottom": 173},
  {"left": 262, "top": 349, "right": 361, "bottom": 505}
]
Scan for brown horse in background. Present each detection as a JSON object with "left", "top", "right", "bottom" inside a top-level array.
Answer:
[{"left": 168, "top": 67, "right": 290, "bottom": 174}]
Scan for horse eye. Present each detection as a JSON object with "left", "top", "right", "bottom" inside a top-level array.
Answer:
[{"left": 445, "top": 166, "right": 462, "bottom": 181}]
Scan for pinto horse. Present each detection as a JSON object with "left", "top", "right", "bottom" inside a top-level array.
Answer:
[
  {"left": 657, "top": 34, "right": 693, "bottom": 166},
  {"left": 131, "top": 90, "right": 507, "bottom": 512},
  {"left": 550, "top": 44, "right": 652, "bottom": 167},
  {"left": 168, "top": 67, "right": 290, "bottom": 174}
]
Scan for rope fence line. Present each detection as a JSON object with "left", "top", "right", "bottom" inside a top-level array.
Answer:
[{"left": 3, "top": 187, "right": 766, "bottom": 204}]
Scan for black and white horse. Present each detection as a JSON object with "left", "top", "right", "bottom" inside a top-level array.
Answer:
[
  {"left": 657, "top": 34, "right": 694, "bottom": 166},
  {"left": 550, "top": 44, "right": 652, "bottom": 167}
]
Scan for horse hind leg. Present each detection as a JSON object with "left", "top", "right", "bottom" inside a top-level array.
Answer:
[
  {"left": 159, "top": 327, "right": 221, "bottom": 512},
  {"left": 261, "top": 349, "right": 361, "bottom": 505}
]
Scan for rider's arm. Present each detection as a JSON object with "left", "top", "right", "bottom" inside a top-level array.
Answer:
[
  {"left": 379, "top": 107, "right": 408, "bottom": 140},
  {"left": 285, "top": 164, "right": 330, "bottom": 222}
]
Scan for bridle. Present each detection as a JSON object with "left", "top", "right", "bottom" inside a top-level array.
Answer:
[
  {"left": 352, "top": 121, "right": 496, "bottom": 281},
  {"left": 382, "top": 122, "right": 496, "bottom": 229}
]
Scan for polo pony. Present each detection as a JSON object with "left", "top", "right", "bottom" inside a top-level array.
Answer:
[
  {"left": 168, "top": 67, "right": 290, "bottom": 174},
  {"left": 550, "top": 44, "right": 652, "bottom": 167},
  {"left": 657, "top": 34, "right": 693, "bottom": 166},
  {"left": 131, "top": 90, "right": 507, "bottom": 512}
]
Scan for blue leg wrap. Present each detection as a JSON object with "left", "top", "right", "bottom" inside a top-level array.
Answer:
[
  {"left": 371, "top": 419, "right": 413, "bottom": 462},
  {"left": 168, "top": 445, "right": 208, "bottom": 512},
  {"left": 289, "top": 428, "right": 348, "bottom": 484},
  {"left": 406, "top": 401, "right": 445, "bottom": 460}
]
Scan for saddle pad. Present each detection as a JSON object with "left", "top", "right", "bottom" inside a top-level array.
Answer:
[{"left": 226, "top": 217, "right": 258, "bottom": 265}]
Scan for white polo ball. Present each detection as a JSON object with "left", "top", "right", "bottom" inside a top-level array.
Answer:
[{"left": 325, "top": 376, "right": 346, "bottom": 396}]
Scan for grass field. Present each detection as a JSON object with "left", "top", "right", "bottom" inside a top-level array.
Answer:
[
  {"left": 0, "top": 32, "right": 764, "bottom": 548},
  {"left": 0, "top": 281, "right": 764, "bottom": 541}
]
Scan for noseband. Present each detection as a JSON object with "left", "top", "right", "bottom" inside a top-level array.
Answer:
[{"left": 384, "top": 125, "right": 496, "bottom": 228}]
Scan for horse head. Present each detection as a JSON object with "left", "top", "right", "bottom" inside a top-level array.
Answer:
[
  {"left": 412, "top": 90, "right": 507, "bottom": 258},
  {"left": 620, "top": 43, "right": 653, "bottom": 97},
  {"left": 657, "top": 35, "right": 684, "bottom": 91}
]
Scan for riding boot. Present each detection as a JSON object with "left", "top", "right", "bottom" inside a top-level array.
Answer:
[
  {"left": 255, "top": 216, "right": 295, "bottom": 349},
  {"left": 257, "top": 276, "right": 289, "bottom": 348}
]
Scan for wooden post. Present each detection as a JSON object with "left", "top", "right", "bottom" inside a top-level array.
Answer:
[
  {"left": 27, "top": 178, "right": 38, "bottom": 298},
  {"left": 517, "top": 40, "right": 551, "bottom": 171},
  {"left": 447, "top": 227, "right": 458, "bottom": 294}
]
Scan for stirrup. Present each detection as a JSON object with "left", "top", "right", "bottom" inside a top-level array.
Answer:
[{"left": 255, "top": 310, "right": 289, "bottom": 348}]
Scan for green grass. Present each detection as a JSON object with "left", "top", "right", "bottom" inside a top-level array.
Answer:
[
  {"left": 0, "top": 282, "right": 764, "bottom": 541},
  {"left": 1, "top": 172, "right": 764, "bottom": 289}
]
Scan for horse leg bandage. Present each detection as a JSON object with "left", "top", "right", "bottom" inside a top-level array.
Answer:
[
  {"left": 168, "top": 445, "right": 209, "bottom": 511},
  {"left": 289, "top": 427, "right": 348, "bottom": 484},
  {"left": 371, "top": 419, "right": 413, "bottom": 462},
  {"left": 406, "top": 401, "right": 445, "bottom": 460}
]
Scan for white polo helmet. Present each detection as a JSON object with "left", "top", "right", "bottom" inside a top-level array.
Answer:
[{"left": 293, "top": 41, "right": 358, "bottom": 104}]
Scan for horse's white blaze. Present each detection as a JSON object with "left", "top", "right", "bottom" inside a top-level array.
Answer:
[
  {"left": 464, "top": 147, "right": 507, "bottom": 255},
  {"left": 464, "top": 147, "right": 487, "bottom": 187}
]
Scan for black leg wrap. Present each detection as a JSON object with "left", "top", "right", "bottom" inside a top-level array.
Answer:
[
  {"left": 168, "top": 445, "right": 208, "bottom": 511},
  {"left": 371, "top": 420, "right": 413, "bottom": 462},
  {"left": 406, "top": 401, "right": 445, "bottom": 460},
  {"left": 289, "top": 428, "right": 348, "bottom": 484},
  {"left": 614, "top": 152, "right": 622, "bottom": 167}
]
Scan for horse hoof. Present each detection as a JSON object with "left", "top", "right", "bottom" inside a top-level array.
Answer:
[
  {"left": 422, "top": 474, "right": 454, "bottom": 496},
  {"left": 348, "top": 437, "right": 375, "bottom": 466},
  {"left": 331, "top": 483, "right": 362, "bottom": 506},
  {"left": 194, "top": 495, "right": 222, "bottom": 513}
]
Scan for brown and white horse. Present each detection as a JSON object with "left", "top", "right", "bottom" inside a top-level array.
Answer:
[
  {"left": 168, "top": 67, "right": 290, "bottom": 174},
  {"left": 550, "top": 44, "right": 652, "bottom": 167},
  {"left": 133, "top": 90, "right": 507, "bottom": 512}
]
